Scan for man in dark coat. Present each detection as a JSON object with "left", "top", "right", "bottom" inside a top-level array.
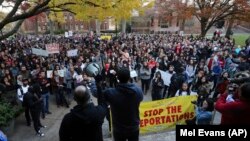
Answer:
[
  {"left": 92, "top": 68, "right": 143, "bottom": 141},
  {"left": 23, "top": 84, "right": 45, "bottom": 136},
  {"left": 59, "top": 82, "right": 107, "bottom": 141}
]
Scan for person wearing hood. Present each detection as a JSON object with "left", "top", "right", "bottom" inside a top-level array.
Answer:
[
  {"left": 59, "top": 80, "right": 107, "bottom": 141},
  {"left": 93, "top": 67, "right": 143, "bottom": 141}
]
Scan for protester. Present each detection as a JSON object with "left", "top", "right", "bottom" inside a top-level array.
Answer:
[
  {"left": 17, "top": 78, "right": 31, "bottom": 126},
  {"left": 23, "top": 84, "right": 46, "bottom": 136},
  {"left": 140, "top": 62, "right": 151, "bottom": 95},
  {"left": 215, "top": 83, "right": 250, "bottom": 124},
  {"left": 186, "top": 98, "right": 214, "bottom": 125},
  {"left": 92, "top": 68, "right": 143, "bottom": 141},
  {"left": 175, "top": 82, "right": 191, "bottom": 96},
  {"left": 151, "top": 71, "right": 164, "bottom": 100},
  {"left": 38, "top": 71, "right": 52, "bottom": 119},
  {"left": 59, "top": 84, "right": 107, "bottom": 141}
]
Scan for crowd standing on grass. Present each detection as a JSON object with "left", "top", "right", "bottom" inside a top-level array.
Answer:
[{"left": 0, "top": 33, "right": 249, "bottom": 138}]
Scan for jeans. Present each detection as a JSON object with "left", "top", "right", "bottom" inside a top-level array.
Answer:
[
  {"left": 41, "top": 92, "right": 50, "bottom": 114},
  {"left": 113, "top": 130, "right": 139, "bottom": 141},
  {"left": 141, "top": 79, "right": 150, "bottom": 94}
]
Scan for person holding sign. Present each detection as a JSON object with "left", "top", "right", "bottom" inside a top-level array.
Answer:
[{"left": 51, "top": 65, "right": 69, "bottom": 108}]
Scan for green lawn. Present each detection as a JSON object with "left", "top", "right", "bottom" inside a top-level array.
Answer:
[{"left": 233, "top": 34, "right": 250, "bottom": 47}]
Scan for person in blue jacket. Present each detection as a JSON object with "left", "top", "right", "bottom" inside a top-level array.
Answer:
[
  {"left": 196, "top": 98, "right": 214, "bottom": 125},
  {"left": 0, "top": 130, "right": 7, "bottom": 141},
  {"left": 186, "top": 98, "right": 214, "bottom": 125}
]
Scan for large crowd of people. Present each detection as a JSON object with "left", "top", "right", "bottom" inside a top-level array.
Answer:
[{"left": 0, "top": 32, "right": 250, "bottom": 140}]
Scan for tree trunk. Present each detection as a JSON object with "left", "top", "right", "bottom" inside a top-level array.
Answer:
[
  {"left": 180, "top": 19, "right": 185, "bottom": 31},
  {"left": 225, "top": 19, "right": 234, "bottom": 38},
  {"left": 95, "top": 19, "right": 101, "bottom": 35},
  {"left": 121, "top": 18, "right": 126, "bottom": 33},
  {"left": 200, "top": 20, "right": 207, "bottom": 37}
]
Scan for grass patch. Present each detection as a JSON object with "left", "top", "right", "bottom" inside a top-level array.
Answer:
[{"left": 233, "top": 34, "right": 249, "bottom": 47}]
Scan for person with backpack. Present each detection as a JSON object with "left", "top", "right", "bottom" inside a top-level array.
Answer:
[{"left": 17, "top": 78, "right": 31, "bottom": 126}]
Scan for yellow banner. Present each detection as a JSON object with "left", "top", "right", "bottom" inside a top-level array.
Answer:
[
  {"left": 139, "top": 95, "right": 197, "bottom": 134},
  {"left": 100, "top": 35, "right": 112, "bottom": 40}
]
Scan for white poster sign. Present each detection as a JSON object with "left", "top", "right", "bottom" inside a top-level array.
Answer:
[
  {"left": 65, "top": 32, "right": 69, "bottom": 38},
  {"left": 67, "top": 49, "right": 78, "bottom": 57},
  {"left": 47, "top": 70, "right": 53, "bottom": 78},
  {"left": 32, "top": 48, "right": 49, "bottom": 57}
]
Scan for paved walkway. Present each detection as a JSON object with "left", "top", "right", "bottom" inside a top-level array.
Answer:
[{"left": 7, "top": 90, "right": 221, "bottom": 141}]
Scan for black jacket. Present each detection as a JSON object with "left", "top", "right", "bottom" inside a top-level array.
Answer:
[
  {"left": 59, "top": 103, "right": 107, "bottom": 141},
  {"left": 59, "top": 84, "right": 107, "bottom": 141},
  {"left": 23, "top": 92, "right": 42, "bottom": 111},
  {"left": 103, "top": 83, "right": 143, "bottom": 134}
]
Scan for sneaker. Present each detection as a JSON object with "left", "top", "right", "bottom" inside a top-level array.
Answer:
[
  {"left": 46, "top": 111, "right": 52, "bottom": 114},
  {"left": 40, "top": 125, "right": 47, "bottom": 128},
  {"left": 37, "top": 130, "right": 45, "bottom": 137},
  {"left": 37, "top": 132, "right": 45, "bottom": 137}
]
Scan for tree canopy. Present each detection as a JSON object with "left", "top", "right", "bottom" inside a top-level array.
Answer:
[{"left": 0, "top": 0, "right": 146, "bottom": 40}]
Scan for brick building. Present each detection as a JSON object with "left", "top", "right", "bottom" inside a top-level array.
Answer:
[
  {"left": 131, "top": 0, "right": 201, "bottom": 34},
  {"left": 22, "top": 12, "right": 111, "bottom": 34}
]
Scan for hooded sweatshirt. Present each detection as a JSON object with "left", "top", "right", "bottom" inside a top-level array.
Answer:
[
  {"left": 104, "top": 83, "right": 143, "bottom": 134},
  {"left": 59, "top": 103, "right": 107, "bottom": 141}
]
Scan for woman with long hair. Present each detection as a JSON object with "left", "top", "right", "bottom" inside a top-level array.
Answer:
[
  {"left": 51, "top": 65, "right": 69, "bottom": 108},
  {"left": 151, "top": 71, "right": 164, "bottom": 101},
  {"left": 140, "top": 61, "right": 151, "bottom": 95}
]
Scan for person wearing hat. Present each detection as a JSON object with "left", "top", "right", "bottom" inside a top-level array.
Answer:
[
  {"left": 17, "top": 77, "right": 31, "bottom": 126},
  {"left": 59, "top": 82, "right": 107, "bottom": 141}
]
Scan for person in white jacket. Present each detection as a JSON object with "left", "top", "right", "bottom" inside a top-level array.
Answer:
[
  {"left": 17, "top": 78, "right": 31, "bottom": 126},
  {"left": 161, "top": 65, "right": 175, "bottom": 98}
]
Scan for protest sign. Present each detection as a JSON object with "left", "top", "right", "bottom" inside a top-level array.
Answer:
[
  {"left": 65, "top": 32, "right": 69, "bottom": 38},
  {"left": 69, "top": 31, "right": 73, "bottom": 37},
  {"left": 139, "top": 95, "right": 197, "bottom": 134},
  {"left": 47, "top": 70, "right": 53, "bottom": 78},
  {"left": 58, "top": 70, "right": 65, "bottom": 77},
  {"left": 67, "top": 49, "right": 78, "bottom": 57},
  {"left": 46, "top": 43, "right": 60, "bottom": 54},
  {"left": 100, "top": 36, "right": 112, "bottom": 40},
  {"left": 32, "top": 48, "right": 49, "bottom": 57},
  {"left": 130, "top": 70, "right": 138, "bottom": 78}
]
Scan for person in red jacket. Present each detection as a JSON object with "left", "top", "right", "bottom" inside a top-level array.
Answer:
[{"left": 215, "top": 83, "right": 250, "bottom": 125}]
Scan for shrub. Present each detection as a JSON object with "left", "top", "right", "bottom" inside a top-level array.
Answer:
[{"left": 0, "top": 100, "right": 16, "bottom": 127}]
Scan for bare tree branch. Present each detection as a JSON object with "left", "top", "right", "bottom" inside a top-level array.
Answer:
[{"left": 0, "top": 19, "right": 24, "bottom": 40}]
